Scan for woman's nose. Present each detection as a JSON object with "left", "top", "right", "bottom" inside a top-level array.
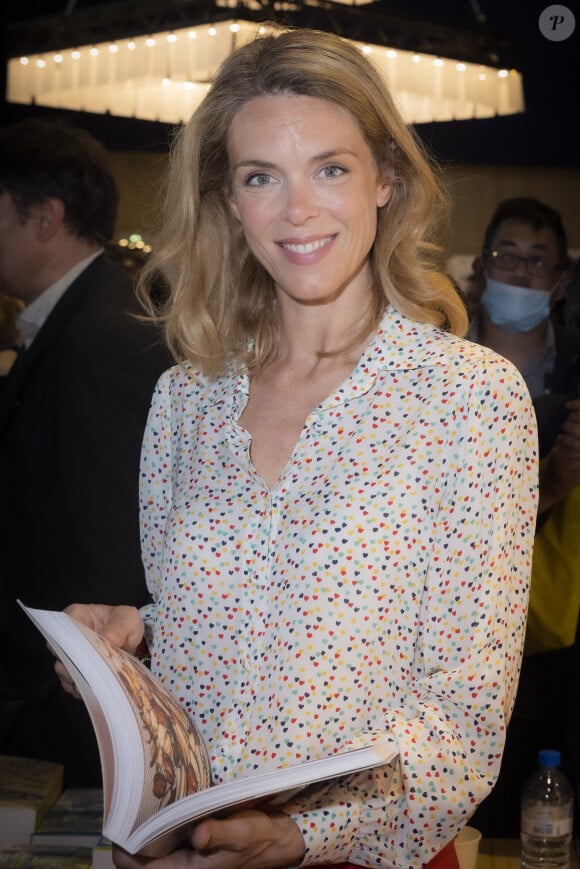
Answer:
[{"left": 283, "top": 181, "right": 319, "bottom": 225}]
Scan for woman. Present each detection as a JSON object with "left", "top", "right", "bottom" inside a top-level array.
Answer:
[{"left": 59, "top": 28, "right": 538, "bottom": 869}]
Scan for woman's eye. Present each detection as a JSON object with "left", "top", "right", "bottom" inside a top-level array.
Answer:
[
  {"left": 320, "top": 164, "right": 346, "bottom": 179},
  {"left": 245, "top": 173, "right": 272, "bottom": 187}
]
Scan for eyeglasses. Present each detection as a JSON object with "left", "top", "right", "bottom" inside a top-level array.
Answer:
[{"left": 485, "top": 249, "right": 560, "bottom": 278}]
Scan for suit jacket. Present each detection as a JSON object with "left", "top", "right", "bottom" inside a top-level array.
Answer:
[{"left": 0, "top": 253, "right": 172, "bottom": 702}]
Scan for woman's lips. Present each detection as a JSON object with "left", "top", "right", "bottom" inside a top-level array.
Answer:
[{"left": 276, "top": 234, "right": 336, "bottom": 263}]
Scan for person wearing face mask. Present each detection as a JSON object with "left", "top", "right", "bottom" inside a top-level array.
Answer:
[
  {"left": 468, "top": 198, "right": 580, "bottom": 840},
  {"left": 469, "top": 196, "right": 569, "bottom": 400},
  {"left": 481, "top": 274, "right": 552, "bottom": 334},
  {"left": 469, "top": 198, "right": 580, "bottom": 516}
]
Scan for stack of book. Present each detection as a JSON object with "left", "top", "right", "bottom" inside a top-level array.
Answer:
[
  {"left": 32, "top": 788, "right": 104, "bottom": 849},
  {"left": 31, "top": 789, "right": 113, "bottom": 868},
  {"left": 0, "top": 756, "right": 64, "bottom": 847},
  {"left": 0, "top": 758, "right": 113, "bottom": 867}
]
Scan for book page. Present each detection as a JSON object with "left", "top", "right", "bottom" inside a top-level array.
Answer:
[
  {"left": 65, "top": 624, "right": 213, "bottom": 836},
  {"left": 19, "top": 604, "right": 212, "bottom": 846},
  {"left": 79, "top": 625, "right": 211, "bottom": 832}
]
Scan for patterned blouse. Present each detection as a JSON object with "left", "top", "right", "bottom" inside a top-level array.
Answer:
[{"left": 139, "top": 308, "right": 538, "bottom": 868}]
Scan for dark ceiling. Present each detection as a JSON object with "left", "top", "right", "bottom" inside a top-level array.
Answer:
[{"left": 1, "top": 0, "right": 579, "bottom": 167}]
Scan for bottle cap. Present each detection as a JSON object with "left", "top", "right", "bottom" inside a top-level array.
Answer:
[{"left": 538, "top": 749, "right": 561, "bottom": 767}]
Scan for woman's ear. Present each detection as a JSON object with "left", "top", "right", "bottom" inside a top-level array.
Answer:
[
  {"left": 225, "top": 185, "right": 242, "bottom": 223},
  {"left": 376, "top": 173, "right": 393, "bottom": 209},
  {"left": 228, "top": 199, "right": 241, "bottom": 223}
]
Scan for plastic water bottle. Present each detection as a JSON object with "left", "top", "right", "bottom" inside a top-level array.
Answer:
[{"left": 521, "top": 749, "right": 574, "bottom": 869}]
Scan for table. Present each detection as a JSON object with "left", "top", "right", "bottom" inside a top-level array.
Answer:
[{"left": 478, "top": 838, "right": 580, "bottom": 868}]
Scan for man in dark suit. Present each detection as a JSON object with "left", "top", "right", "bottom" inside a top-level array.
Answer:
[{"left": 0, "top": 119, "right": 171, "bottom": 785}]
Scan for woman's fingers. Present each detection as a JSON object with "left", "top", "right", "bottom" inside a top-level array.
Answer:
[{"left": 64, "top": 603, "right": 144, "bottom": 652}]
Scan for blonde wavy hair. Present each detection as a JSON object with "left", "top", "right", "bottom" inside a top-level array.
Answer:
[{"left": 138, "top": 27, "right": 467, "bottom": 375}]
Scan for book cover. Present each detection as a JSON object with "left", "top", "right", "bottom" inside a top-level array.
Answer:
[
  {"left": 0, "top": 756, "right": 64, "bottom": 847},
  {"left": 20, "top": 603, "right": 397, "bottom": 855},
  {"left": 0, "top": 845, "right": 92, "bottom": 868},
  {"left": 31, "top": 789, "right": 104, "bottom": 848}
]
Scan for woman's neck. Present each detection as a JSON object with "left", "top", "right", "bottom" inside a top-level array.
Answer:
[{"left": 274, "top": 294, "right": 374, "bottom": 367}]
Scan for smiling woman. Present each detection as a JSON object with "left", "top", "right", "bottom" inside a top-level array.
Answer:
[
  {"left": 136, "top": 27, "right": 470, "bottom": 375},
  {"left": 57, "top": 28, "right": 538, "bottom": 869},
  {"left": 226, "top": 95, "right": 392, "bottom": 319}
]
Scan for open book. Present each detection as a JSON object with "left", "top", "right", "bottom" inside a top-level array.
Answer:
[{"left": 21, "top": 603, "right": 397, "bottom": 855}]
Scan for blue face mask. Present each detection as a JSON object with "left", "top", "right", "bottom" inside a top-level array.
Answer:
[{"left": 481, "top": 277, "right": 552, "bottom": 332}]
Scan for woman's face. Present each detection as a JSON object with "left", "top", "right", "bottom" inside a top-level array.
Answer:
[{"left": 227, "top": 94, "right": 392, "bottom": 309}]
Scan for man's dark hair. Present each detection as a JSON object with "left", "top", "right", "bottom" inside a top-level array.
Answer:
[
  {"left": 482, "top": 196, "right": 569, "bottom": 268},
  {"left": 0, "top": 118, "right": 119, "bottom": 243}
]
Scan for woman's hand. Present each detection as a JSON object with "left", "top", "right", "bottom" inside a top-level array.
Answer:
[
  {"left": 55, "top": 604, "right": 144, "bottom": 697},
  {"left": 111, "top": 810, "right": 305, "bottom": 869}
]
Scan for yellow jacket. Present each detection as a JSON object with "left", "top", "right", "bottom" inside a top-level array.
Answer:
[{"left": 526, "top": 483, "right": 580, "bottom": 654}]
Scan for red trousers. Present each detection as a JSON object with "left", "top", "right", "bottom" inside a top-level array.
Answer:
[{"left": 315, "top": 837, "right": 460, "bottom": 869}]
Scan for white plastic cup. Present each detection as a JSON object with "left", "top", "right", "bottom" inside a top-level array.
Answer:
[{"left": 454, "top": 826, "right": 482, "bottom": 869}]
